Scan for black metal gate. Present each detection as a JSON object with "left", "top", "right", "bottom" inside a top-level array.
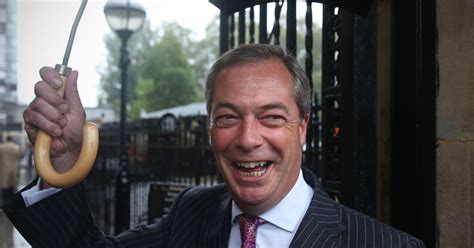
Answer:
[
  {"left": 86, "top": 116, "right": 219, "bottom": 234},
  {"left": 211, "top": 0, "right": 377, "bottom": 216}
]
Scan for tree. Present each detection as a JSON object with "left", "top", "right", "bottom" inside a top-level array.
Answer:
[
  {"left": 129, "top": 23, "right": 205, "bottom": 118},
  {"left": 186, "top": 16, "right": 220, "bottom": 87},
  {"left": 97, "top": 20, "right": 218, "bottom": 119},
  {"left": 97, "top": 21, "right": 158, "bottom": 115}
]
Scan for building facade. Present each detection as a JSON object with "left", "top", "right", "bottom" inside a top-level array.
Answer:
[{"left": 0, "top": 0, "right": 17, "bottom": 126}]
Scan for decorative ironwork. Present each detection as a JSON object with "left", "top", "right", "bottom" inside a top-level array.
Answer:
[
  {"left": 238, "top": 10, "right": 246, "bottom": 44},
  {"left": 272, "top": 0, "right": 282, "bottom": 45},
  {"left": 321, "top": 5, "right": 343, "bottom": 199},
  {"left": 230, "top": 14, "right": 235, "bottom": 49},
  {"left": 219, "top": 12, "right": 229, "bottom": 54},
  {"left": 286, "top": 0, "right": 297, "bottom": 55},
  {"left": 249, "top": 6, "right": 255, "bottom": 43},
  {"left": 259, "top": 4, "right": 267, "bottom": 44},
  {"left": 214, "top": 1, "right": 328, "bottom": 192},
  {"left": 304, "top": 0, "right": 316, "bottom": 173}
]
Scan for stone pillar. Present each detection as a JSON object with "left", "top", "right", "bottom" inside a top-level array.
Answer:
[{"left": 436, "top": 0, "right": 474, "bottom": 246}]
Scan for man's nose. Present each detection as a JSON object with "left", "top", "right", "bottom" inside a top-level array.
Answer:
[{"left": 236, "top": 119, "right": 263, "bottom": 151}]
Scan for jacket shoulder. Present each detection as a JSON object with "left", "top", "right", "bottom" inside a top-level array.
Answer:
[
  {"left": 117, "top": 184, "right": 230, "bottom": 247},
  {"left": 175, "top": 184, "right": 229, "bottom": 207},
  {"left": 163, "top": 184, "right": 230, "bottom": 247},
  {"left": 335, "top": 202, "right": 425, "bottom": 247}
]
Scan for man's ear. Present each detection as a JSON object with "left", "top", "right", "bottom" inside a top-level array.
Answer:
[{"left": 300, "top": 114, "right": 310, "bottom": 146}]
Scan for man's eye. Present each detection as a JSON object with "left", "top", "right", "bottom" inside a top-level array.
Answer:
[
  {"left": 261, "top": 115, "right": 286, "bottom": 127},
  {"left": 214, "top": 115, "right": 239, "bottom": 128}
]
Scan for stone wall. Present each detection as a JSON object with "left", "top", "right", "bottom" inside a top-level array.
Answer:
[{"left": 436, "top": 0, "right": 474, "bottom": 246}]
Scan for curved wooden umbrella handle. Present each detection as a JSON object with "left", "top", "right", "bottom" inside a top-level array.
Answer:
[
  {"left": 34, "top": 123, "right": 99, "bottom": 188},
  {"left": 33, "top": 64, "right": 99, "bottom": 188}
]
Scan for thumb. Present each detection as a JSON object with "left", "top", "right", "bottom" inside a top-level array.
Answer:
[{"left": 64, "top": 70, "right": 84, "bottom": 115}]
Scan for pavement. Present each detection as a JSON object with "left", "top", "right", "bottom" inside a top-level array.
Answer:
[{"left": 0, "top": 165, "right": 35, "bottom": 248}]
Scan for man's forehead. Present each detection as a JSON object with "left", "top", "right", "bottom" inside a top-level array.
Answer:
[{"left": 215, "top": 62, "right": 292, "bottom": 86}]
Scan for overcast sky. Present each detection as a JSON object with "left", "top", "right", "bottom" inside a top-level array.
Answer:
[{"left": 16, "top": 0, "right": 321, "bottom": 107}]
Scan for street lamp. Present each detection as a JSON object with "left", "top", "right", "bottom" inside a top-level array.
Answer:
[
  {"left": 104, "top": 0, "right": 146, "bottom": 42},
  {"left": 104, "top": 0, "right": 145, "bottom": 234}
]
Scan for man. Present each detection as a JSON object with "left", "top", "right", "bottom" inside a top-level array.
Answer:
[
  {"left": 4, "top": 44, "right": 425, "bottom": 247},
  {"left": 0, "top": 136, "right": 21, "bottom": 205}
]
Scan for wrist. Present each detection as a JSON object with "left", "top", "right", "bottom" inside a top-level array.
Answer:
[{"left": 40, "top": 180, "right": 51, "bottom": 190}]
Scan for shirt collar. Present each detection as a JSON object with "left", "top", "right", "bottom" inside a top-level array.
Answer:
[{"left": 231, "top": 169, "right": 313, "bottom": 233}]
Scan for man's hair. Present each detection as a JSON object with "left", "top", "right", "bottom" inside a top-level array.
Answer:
[{"left": 205, "top": 44, "right": 312, "bottom": 125}]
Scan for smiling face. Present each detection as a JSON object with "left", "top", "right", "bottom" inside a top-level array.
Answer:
[{"left": 209, "top": 59, "right": 309, "bottom": 215}]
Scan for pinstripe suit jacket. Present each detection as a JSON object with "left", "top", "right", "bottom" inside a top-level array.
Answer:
[{"left": 3, "top": 169, "right": 425, "bottom": 247}]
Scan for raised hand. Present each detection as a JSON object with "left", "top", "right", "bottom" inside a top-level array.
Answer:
[{"left": 23, "top": 66, "right": 86, "bottom": 186}]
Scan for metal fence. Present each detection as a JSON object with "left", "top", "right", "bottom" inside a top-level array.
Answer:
[{"left": 86, "top": 115, "right": 220, "bottom": 234}]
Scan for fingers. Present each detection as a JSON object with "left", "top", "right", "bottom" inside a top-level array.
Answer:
[
  {"left": 50, "top": 137, "right": 67, "bottom": 154},
  {"left": 31, "top": 97, "right": 68, "bottom": 126},
  {"left": 34, "top": 79, "right": 67, "bottom": 105},
  {"left": 25, "top": 67, "right": 86, "bottom": 147},
  {"left": 30, "top": 81, "right": 68, "bottom": 132},
  {"left": 64, "top": 71, "right": 85, "bottom": 117},
  {"left": 39, "top": 66, "right": 64, "bottom": 90},
  {"left": 23, "top": 117, "right": 38, "bottom": 145},
  {"left": 24, "top": 66, "right": 87, "bottom": 173},
  {"left": 24, "top": 67, "right": 70, "bottom": 141},
  {"left": 24, "top": 106, "right": 64, "bottom": 138}
]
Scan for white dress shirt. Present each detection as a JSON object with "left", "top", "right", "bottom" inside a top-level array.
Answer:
[
  {"left": 229, "top": 169, "right": 313, "bottom": 248},
  {"left": 21, "top": 179, "right": 61, "bottom": 206}
]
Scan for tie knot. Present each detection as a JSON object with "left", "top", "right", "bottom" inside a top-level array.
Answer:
[
  {"left": 237, "top": 214, "right": 266, "bottom": 248},
  {"left": 237, "top": 214, "right": 266, "bottom": 226}
]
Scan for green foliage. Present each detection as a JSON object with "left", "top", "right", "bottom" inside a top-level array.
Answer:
[
  {"left": 97, "top": 20, "right": 216, "bottom": 120},
  {"left": 186, "top": 16, "right": 220, "bottom": 87},
  {"left": 97, "top": 21, "right": 158, "bottom": 115},
  {"left": 129, "top": 24, "right": 204, "bottom": 118}
]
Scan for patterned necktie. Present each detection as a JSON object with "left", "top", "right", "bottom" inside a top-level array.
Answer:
[{"left": 237, "top": 214, "right": 267, "bottom": 248}]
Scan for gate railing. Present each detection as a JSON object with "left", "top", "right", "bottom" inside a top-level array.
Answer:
[
  {"left": 211, "top": 0, "right": 326, "bottom": 197},
  {"left": 86, "top": 115, "right": 219, "bottom": 234},
  {"left": 211, "top": 0, "right": 377, "bottom": 215}
]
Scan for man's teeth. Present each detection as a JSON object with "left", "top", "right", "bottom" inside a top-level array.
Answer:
[
  {"left": 235, "top": 161, "right": 269, "bottom": 177},
  {"left": 235, "top": 161, "right": 267, "bottom": 168},
  {"left": 239, "top": 169, "right": 267, "bottom": 177}
]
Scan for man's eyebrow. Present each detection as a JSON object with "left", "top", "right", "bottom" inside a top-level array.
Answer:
[
  {"left": 213, "top": 102, "right": 241, "bottom": 113},
  {"left": 258, "top": 103, "right": 291, "bottom": 116},
  {"left": 213, "top": 101, "right": 292, "bottom": 116}
]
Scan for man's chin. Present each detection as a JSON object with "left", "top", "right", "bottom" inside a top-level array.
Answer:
[{"left": 232, "top": 188, "right": 271, "bottom": 206}]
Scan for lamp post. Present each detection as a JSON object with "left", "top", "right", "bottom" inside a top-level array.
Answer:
[{"left": 104, "top": 0, "right": 145, "bottom": 234}]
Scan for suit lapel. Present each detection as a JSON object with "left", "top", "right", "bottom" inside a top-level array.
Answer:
[
  {"left": 197, "top": 192, "right": 232, "bottom": 248},
  {"left": 290, "top": 169, "right": 345, "bottom": 248},
  {"left": 194, "top": 169, "right": 345, "bottom": 247}
]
